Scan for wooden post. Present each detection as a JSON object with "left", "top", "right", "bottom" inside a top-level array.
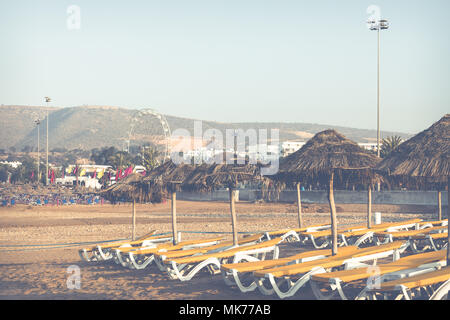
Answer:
[
  {"left": 437, "top": 191, "right": 442, "bottom": 221},
  {"left": 447, "top": 177, "right": 449, "bottom": 266},
  {"left": 327, "top": 172, "right": 338, "bottom": 255},
  {"left": 229, "top": 188, "right": 238, "bottom": 246},
  {"left": 367, "top": 185, "right": 372, "bottom": 229},
  {"left": 132, "top": 199, "right": 136, "bottom": 241},
  {"left": 171, "top": 192, "right": 178, "bottom": 245},
  {"left": 296, "top": 183, "right": 303, "bottom": 229}
]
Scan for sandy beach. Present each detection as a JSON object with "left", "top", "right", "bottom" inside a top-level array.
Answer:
[{"left": 0, "top": 200, "right": 437, "bottom": 300}]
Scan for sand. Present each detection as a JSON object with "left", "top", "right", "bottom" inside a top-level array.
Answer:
[{"left": 0, "top": 200, "right": 436, "bottom": 300}]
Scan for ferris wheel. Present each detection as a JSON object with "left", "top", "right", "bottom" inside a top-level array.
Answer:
[{"left": 127, "top": 108, "right": 171, "bottom": 161}]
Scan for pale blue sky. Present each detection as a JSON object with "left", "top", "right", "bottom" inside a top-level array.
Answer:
[{"left": 1, "top": 0, "right": 449, "bottom": 134}]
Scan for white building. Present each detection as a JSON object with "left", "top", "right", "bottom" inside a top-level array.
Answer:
[
  {"left": 280, "top": 141, "right": 305, "bottom": 157},
  {"left": 358, "top": 143, "right": 378, "bottom": 152}
]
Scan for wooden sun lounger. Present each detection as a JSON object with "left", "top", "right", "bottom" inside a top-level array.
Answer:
[
  {"left": 114, "top": 236, "right": 226, "bottom": 269},
  {"left": 374, "top": 225, "right": 447, "bottom": 248},
  {"left": 220, "top": 245, "right": 360, "bottom": 293},
  {"left": 299, "top": 219, "right": 422, "bottom": 249},
  {"left": 153, "top": 232, "right": 269, "bottom": 269},
  {"left": 360, "top": 266, "right": 450, "bottom": 300},
  {"left": 250, "top": 241, "right": 409, "bottom": 299},
  {"left": 161, "top": 237, "right": 285, "bottom": 282},
  {"left": 78, "top": 230, "right": 172, "bottom": 262},
  {"left": 262, "top": 223, "right": 331, "bottom": 243},
  {"left": 409, "top": 231, "right": 448, "bottom": 253},
  {"left": 310, "top": 249, "right": 447, "bottom": 300}
]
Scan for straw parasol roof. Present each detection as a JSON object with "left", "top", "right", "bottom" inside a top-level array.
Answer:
[
  {"left": 143, "top": 160, "right": 196, "bottom": 193},
  {"left": 275, "top": 129, "right": 382, "bottom": 186},
  {"left": 376, "top": 114, "right": 449, "bottom": 182},
  {"left": 100, "top": 173, "right": 145, "bottom": 202},
  {"left": 181, "top": 162, "right": 268, "bottom": 192}
]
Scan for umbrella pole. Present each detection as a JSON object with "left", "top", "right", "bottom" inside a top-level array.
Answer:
[
  {"left": 296, "top": 183, "right": 303, "bottom": 229},
  {"left": 171, "top": 192, "right": 178, "bottom": 245},
  {"left": 132, "top": 199, "right": 136, "bottom": 241},
  {"left": 327, "top": 172, "right": 338, "bottom": 255},
  {"left": 367, "top": 185, "right": 372, "bottom": 229},
  {"left": 437, "top": 191, "right": 442, "bottom": 221},
  {"left": 229, "top": 188, "right": 238, "bottom": 246},
  {"left": 447, "top": 176, "right": 449, "bottom": 265}
]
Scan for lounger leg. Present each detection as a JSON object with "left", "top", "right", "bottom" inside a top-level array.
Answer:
[
  {"left": 222, "top": 269, "right": 258, "bottom": 293},
  {"left": 256, "top": 278, "right": 276, "bottom": 296},
  {"left": 269, "top": 267, "right": 326, "bottom": 299},
  {"left": 354, "top": 232, "right": 375, "bottom": 248},
  {"left": 310, "top": 236, "right": 329, "bottom": 249},
  {"left": 114, "top": 250, "right": 129, "bottom": 268},
  {"left": 79, "top": 249, "right": 94, "bottom": 262},
  {"left": 128, "top": 253, "right": 154, "bottom": 270},
  {"left": 429, "top": 279, "right": 450, "bottom": 300},
  {"left": 310, "top": 279, "right": 342, "bottom": 300},
  {"left": 169, "top": 258, "right": 222, "bottom": 281},
  {"left": 96, "top": 246, "right": 113, "bottom": 261}
]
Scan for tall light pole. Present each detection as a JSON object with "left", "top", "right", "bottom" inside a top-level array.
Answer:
[
  {"left": 367, "top": 18, "right": 389, "bottom": 158},
  {"left": 35, "top": 118, "right": 41, "bottom": 183},
  {"left": 45, "top": 97, "right": 51, "bottom": 186}
]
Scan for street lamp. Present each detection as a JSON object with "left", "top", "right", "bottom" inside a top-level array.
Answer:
[
  {"left": 34, "top": 118, "right": 41, "bottom": 183},
  {"left": 44, "top": 96, "right": 51, "bottom": 186},
  {"left": 367, "top": 19, "right": 389, "bottom": 158}
]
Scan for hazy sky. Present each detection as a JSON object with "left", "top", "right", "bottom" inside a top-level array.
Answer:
[{"left": 1, "top": 0, "right": 449, "bottom": 134}]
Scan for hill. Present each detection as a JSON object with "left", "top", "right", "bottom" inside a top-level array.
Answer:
[{"left": 0, "top": 105, "right": 411, "bottom": 151}]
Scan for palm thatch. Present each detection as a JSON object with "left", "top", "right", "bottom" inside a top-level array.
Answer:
[
  {"left": 100, "top": 173, "right": 145, "bottom": 202},
  {"left": 143, "top": 160, "right": 196, "bottom": 193},
  {"left": 181, "top": 162, "right": 269, "bottom": 193},
  {"left": 275, "top": 129, "right": 382, "bottom": 186},
  {"left": 376, "top": 114, "right": 449, "bottom": 183},
  {"left": 376, "top": 114, "right": 450, "bottom": 264}
]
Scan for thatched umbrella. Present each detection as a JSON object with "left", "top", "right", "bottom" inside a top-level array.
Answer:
[
  {"left": 142, "top": 160, "right": 196, "bottom": 245},
  {"left": 275, "top": 129, "right": 381, "bottom": 255},
  {"left": 100, "top": 173, "right": 145, "bottom": 240},
  {"left": 376, "top": 114, "right": 449, "bottom": 263},
  {"left": 182, "top": 161, "right": 269, "bottom": 246}
]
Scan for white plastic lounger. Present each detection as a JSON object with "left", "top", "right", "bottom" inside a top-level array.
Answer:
[
  {"left": 114, "top": 236, "right": 226, "bottom": 269},
  {"left": 360, "top": 265, "right": 450, "bottom": 300},
  {"left": 220, "top": 245, "right": 360, "bottom": 293},
  {"left": 161, "top": 237, "right": 285, "bottom": 282},
  {"left": 78, "top": 231, "right": 170, "bottom": 262},
  {"left": 251, "top": 241, "right": 409, "bottom": 299},
  {"left": 300, "top": 219, "right": 422, "bottom": 249},
  {"left": 310, "top": 249, "right": 447, "bottom": 300}
]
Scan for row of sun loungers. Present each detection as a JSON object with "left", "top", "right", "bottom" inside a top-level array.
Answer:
[{"left": 78, "top": 218, "right": 449, "bottom": 300}]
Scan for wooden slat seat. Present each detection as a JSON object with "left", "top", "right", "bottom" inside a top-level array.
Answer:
[
  {"left": 311, "top": 249, "right": 446, "bottom": 284},
  {"left": 374, "top": 226, "right": 447, "bottom": 239},
  {"left": 164, "top": 237, "right": 282, "bottom": 265},
  {"left": 375, "top": 266, "right": 450, "bottom": 291},
  {"left": 253, "top": 241, "right": 406, "bottom": 278},
  {"left": 221, "top": 246, "right": 359, "bottom": 273},
  {"left": 157, "top": 234, "right": 263, "bottom": 260},
  {"left": 128, "top": 236, "right": 225, "bottom": 255}
]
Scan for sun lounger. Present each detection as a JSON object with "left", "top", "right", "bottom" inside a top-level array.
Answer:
[
  {"left": 220, "top": 245, "right": 360, "bottom": 293},
  {"left": 251, "top": 241, "right": 409, "bottom": 299},
  {"left": 374, "top": 225, "right": 447, "bottom": 248},
  {"left": 300, "top": 219, "right": 422, "bottom": 249},
  {"left": 262, "top": 223, "right": 331, "bottom": 243},
  {"left": 358, "top": 265, "right": 450, "bottom": 300},
  {"left": 78, "top": 230, "right": 167, "bottom": 262},
  {"left": 161, "top": 237, "right": 285, "bottom": 281},
  {"left": 409, "top": 231, "right": 448, "bottom": 253},
  {"left": 152, "top": 232, "right": 271, "bottom": 270},
  {"left": 115, "top": 236, "right": 226, "bottom": 269},
  {"left": 310, "top": 249, "right": 447, "bottom": 300}
]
